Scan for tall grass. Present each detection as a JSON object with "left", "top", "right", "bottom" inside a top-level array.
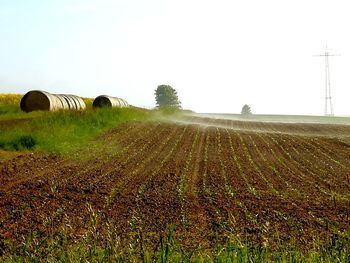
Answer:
[
  {"left": 1, "top": 210, "right": 349, "bottom": 263},
  {"left": 34, "top": 107, "right": 148, "bottom": 153},
  {"left": 0, "top": 102, "right": 151, "bottom": 156},
  {"left": 0, "top": 94, "right": 29, "bottom": 121}
]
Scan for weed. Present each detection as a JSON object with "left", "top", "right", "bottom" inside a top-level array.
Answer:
[
  {"left": 1, "top": 226, "right": 349, "bottom": 262},
  {"left": 0, "top": 135, "right": 36, "bottom": 151}
]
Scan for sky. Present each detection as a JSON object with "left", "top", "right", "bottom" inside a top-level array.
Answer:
[{"left": 0, "top": 0, "right": 350, "bottom": 115}]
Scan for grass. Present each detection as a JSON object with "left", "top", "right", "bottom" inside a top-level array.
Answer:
[
  {"left": 1, "top": 212, "right": 349, "bottom": 262},
  {"left": 0, "top": 94, "right": 152, "bottom": 157},
  {"left": 32, "top": 107, "right": 151, "bottom": 155},
  {"left": 0, "top": 106, "right": 152, "bottom": 157},
  {"left": 0, "top": 95, "right": 185, "bottom": 157}
]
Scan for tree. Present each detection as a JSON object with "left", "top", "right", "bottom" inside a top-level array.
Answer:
[
  {"left": 241, "top": 104, "right": 252, "bottom": 116},
  {"left": 154, "top": 85, "right": 181, "bottom": 108}
]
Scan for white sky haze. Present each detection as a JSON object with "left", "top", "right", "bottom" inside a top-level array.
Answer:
[{"left": 0, "top": 0, "right": 350, "bottom": 115}]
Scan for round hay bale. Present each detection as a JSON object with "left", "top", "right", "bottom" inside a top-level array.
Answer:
[
  {"left": 20, "top": 90, "right": 86, "bottom": 112},
  {"left": 93, "top": 95, "right": 129, "bottom": 108},
  {"left": 59, "top": 94, "right": 86, "bottom": 110},
  {"left": 71, "top": 95, "right": 86, "bottom": 110}
]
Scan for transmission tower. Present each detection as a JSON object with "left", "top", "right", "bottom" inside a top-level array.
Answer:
[{"left": 314, "top": 46, "right": 340, "bottom": 116}]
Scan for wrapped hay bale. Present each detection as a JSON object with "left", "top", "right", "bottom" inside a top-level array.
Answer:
[
  {"left": 92, "top": 95, "right": 128, "bottom": 108},
  {"left": 20, "top": 90, "right": 86, "bottom": 112}
]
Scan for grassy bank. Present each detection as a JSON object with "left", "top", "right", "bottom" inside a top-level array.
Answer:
[{"left": 0, "top": 95, "right": 152, "bottom": 157}]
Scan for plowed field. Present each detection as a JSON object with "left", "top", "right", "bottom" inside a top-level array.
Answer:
[{"left": 1, "top": 117, "right": 350, "bottom": 251}]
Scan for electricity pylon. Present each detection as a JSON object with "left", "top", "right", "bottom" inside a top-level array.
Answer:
[{"left": 314, "top": 46, "right": 340, "bottom": 116}]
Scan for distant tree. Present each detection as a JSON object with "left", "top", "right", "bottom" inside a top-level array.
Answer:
[
  {"left": 155, "top": 85, "right": 181, "bottom": 108},
  {"left": 241, "top": 104, "right": 252, "bottom": 116}
]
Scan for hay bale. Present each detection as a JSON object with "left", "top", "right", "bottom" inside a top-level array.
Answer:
[
  {"left": 92, "top": 95, "right": 129, "bottom": 108},
  {"left": 20, "top": 90, "right": 86, "bottom": 112}
]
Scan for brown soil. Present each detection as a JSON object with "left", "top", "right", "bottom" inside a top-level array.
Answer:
[{"left": 0, "top": 117, "right": 349, "bottom": 250}]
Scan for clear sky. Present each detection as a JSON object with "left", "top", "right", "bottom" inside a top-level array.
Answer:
[{"left": 0, "top": 0, "right": 349, "bottom": 115}]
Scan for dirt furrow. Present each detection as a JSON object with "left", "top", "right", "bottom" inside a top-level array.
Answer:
[{"left": 1, "top": 119, "right": 350, "bottom": 251}]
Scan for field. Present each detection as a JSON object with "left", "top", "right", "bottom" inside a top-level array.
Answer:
[
  {"left": 196, "top": 113, "right": 350, "bottom": 125},
  {"left": 0, "top": 97, "right": 350, "bottom": 261}
]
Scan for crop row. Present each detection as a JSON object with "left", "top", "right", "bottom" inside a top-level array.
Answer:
[
  {"left": 107, "top": 125, "right": 181, "bottom": 204},
  {"left": 1, "top": 120, "right": 349, "bottom": 250},
  {"left": 56, "top": 123, "right": 162, "bottom": 196}
]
